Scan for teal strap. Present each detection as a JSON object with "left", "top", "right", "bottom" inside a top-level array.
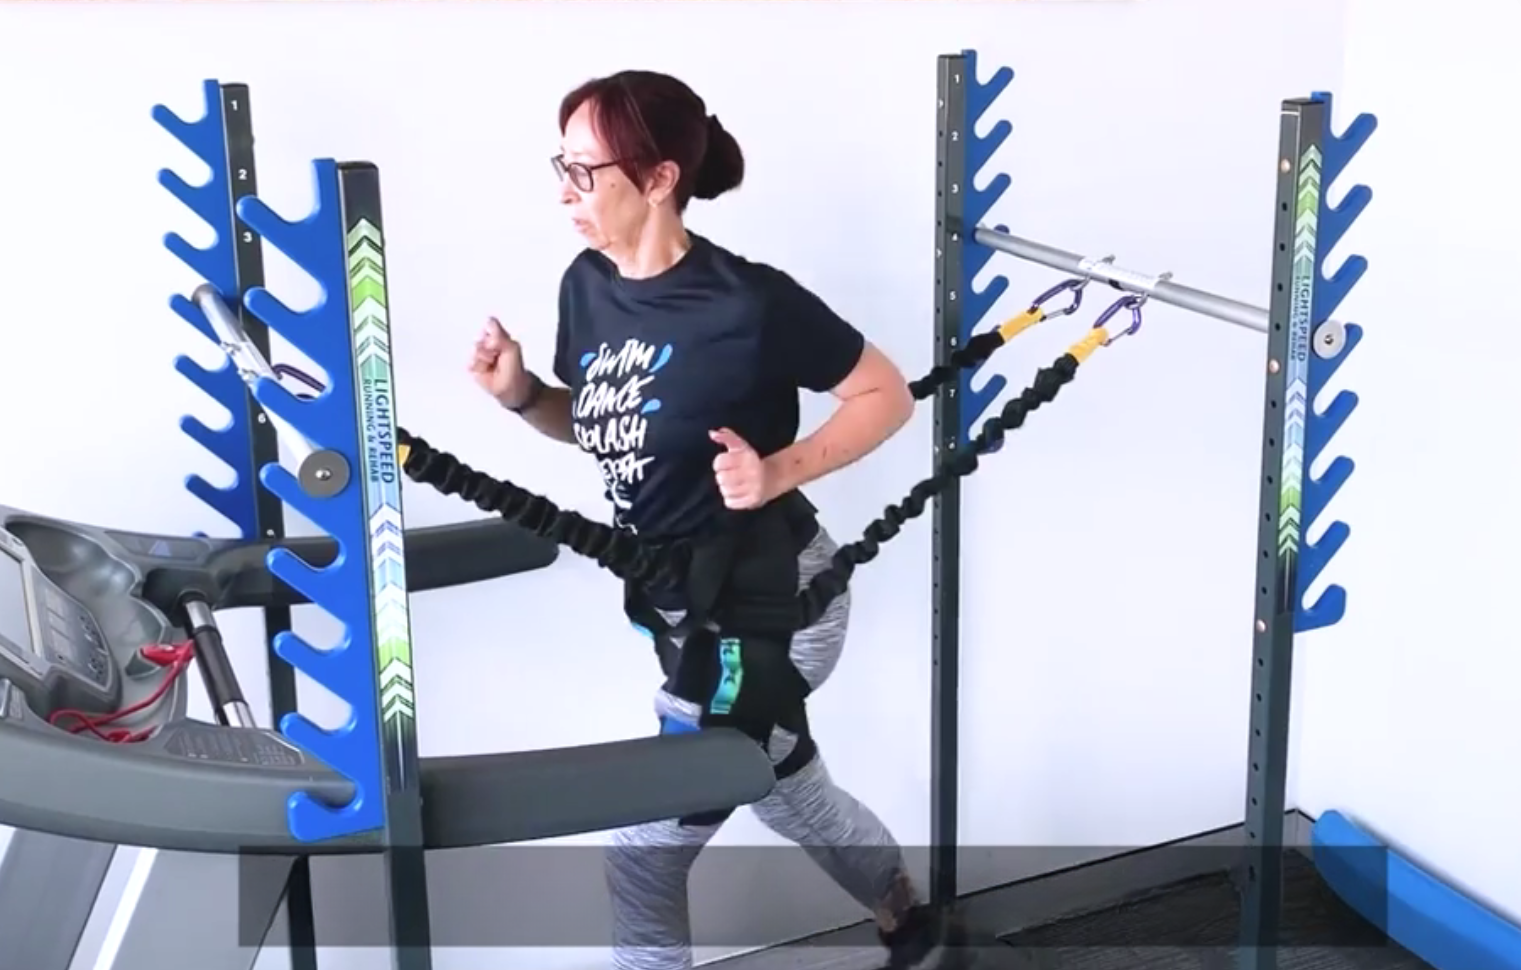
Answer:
[{"left": 709, "top": 638, "right": 743, "bottom": 715}]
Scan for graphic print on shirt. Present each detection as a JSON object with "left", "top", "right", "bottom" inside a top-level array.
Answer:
[{"left": 572, "top": 337, "right": 674, "bottom": 532}]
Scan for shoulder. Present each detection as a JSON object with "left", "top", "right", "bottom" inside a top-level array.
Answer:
[{"left": 694, "top": 235, "right": 814, "bottom": 305}]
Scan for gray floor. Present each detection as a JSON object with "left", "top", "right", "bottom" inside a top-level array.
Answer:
[{"left": 985, "top": 852, "right": 1434, "bottom": 970}]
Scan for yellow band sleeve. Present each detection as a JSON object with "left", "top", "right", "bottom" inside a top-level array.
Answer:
[
  {"left": 1067, "top": 328, "right": 1106, "bottom": 364},
  {"left": 996, "top": 309, "right": 1042, "bottom": 342}
]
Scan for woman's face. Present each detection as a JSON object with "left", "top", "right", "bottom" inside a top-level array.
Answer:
[{"left": 556, "top": 100, "right": 650, "bottom": 252}]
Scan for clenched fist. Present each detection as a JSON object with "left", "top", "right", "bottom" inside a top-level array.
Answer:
[
  {"left": 710, "top": 427, "right": 774, "bottom": 510},
  {"left": 469, "top": 317, "right": 533, "bottom": 407}
]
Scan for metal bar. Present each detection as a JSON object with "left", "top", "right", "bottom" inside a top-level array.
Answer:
[
  {"left": 1237, "top": 96, "right": 1326, "bottom": 970},
  {"left": 929, "top": 52, "right": 966, "bottom": 911},
  {"left": 217, "top": 81, "right": 319, "bottom": 970},
  {"left": 973, "top": 226, "right": 1271, "bottom": 334},
  {"left": 336, "top": 161, "right": 434, "bottom": 969}
]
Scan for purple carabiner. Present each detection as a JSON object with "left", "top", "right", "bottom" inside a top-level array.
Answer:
[
  {"left": 1091, "top": 294, "right": 1145, "bottom": 346},
  {"left": 1028, "top": 277, "right": 1089, "bottom": 320}
]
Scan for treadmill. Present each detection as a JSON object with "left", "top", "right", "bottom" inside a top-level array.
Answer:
[{"left": 0, "top": 504, "right": 775, "bottom": 968}]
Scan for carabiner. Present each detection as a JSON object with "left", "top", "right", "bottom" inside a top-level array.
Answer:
[
  {"left": 193, "top": 284, "right": 279, "bottom": 384},
  {"left": 1027, "top": 276, "right": 1090, "bottom": 322},
  {"left": 1091, "top": 293, "right": 1146, "bottom": 346},
  {"left": 191, "top": 284, "right": 319, "bottom": 463}
]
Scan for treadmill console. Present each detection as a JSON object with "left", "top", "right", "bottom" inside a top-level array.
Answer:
[{"left": 0, "top": 526, "right": 118, "bottom": 715}]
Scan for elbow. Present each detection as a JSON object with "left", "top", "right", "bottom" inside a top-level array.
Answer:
[
  {"left": 858, "top": 379, "right": 913, "bottom": 447},
  {"left": 835, "top": 342, "right": 914, "bottom": 441}
]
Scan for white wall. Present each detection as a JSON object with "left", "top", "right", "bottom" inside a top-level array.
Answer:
[
  {"left": 1292, "top": 0, "right": 1521, "bottom": 928},
  {"left": 0, "top": 1, "right": 1355, "bottom": 968}
]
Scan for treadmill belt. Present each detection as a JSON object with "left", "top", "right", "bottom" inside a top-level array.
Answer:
[{"left": 992, "top": 852, "right": 1436, "bottom": 970}]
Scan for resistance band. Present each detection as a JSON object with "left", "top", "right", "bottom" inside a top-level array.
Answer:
[{"left": 393, "top": 282, "right": 1149, "bottom": 633}]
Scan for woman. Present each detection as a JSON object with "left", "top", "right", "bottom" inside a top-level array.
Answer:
[{"left": 468, "top": 70, "right": 964, "bottom": 970}]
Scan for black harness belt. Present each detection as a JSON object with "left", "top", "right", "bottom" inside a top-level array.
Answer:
[{"left": 623, "top": 491, "right": 823, "bottom": 816}]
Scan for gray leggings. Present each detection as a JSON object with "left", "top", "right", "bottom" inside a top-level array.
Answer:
[{"left": 605, "top": 526, "right": 914, "bottom": 970}]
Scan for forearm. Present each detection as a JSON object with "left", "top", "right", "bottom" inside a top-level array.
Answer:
[
  {"left": 506, "top": 379, "right": 577, "bottom": 444},
  {"left": 764, "top": 386, "right": 913, "bottom": 498}
]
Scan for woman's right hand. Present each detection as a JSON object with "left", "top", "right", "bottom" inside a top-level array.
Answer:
[{"left": 469, "top": 317, "right": 531, "bottom": 406}]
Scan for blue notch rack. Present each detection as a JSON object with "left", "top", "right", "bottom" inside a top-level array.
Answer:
[
  {"left": 235, "top": 163, "right": 385, "bottom": 842},
  {"left": 1312, "top": 811, "right": 1521, "bottom": 970},
  {"left": 952, "top": 49, "right": 1015, "bottom": 449},
  {"left": 156, "top": 80, "right": 260, "bottom": 541},
  {"left": 156, "top": 80, "right": 383, "bottom": 843},
  {"left": 1295, "top": 91, "right": 1376, "bottom": 633},
  {"left": 156, "top": 80, "right": 325, "bottom": 966}
]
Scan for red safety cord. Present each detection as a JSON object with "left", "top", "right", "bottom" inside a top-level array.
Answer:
[{"left": 47, "top": 640, "right": 194, "bottom": 743}]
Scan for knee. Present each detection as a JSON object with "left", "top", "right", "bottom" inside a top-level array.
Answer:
[
  {"left": 750, "top": 753, "right": 825, "bottom": 836},
  {"left": 605, "top": 820, "right": 707, "bottom": 886}
]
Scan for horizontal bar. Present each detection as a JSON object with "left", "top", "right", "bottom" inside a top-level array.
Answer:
[{"left": 974, "top": 226, "right": 1270, "bottom": 334}]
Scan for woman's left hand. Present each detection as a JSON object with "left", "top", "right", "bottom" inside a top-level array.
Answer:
[{"left": 710, "top": 428, "right": 774, "bottom": 510}]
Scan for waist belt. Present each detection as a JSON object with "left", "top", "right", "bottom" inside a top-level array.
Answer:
[
  {"left": 623, "top": 490, "right": 824, "bottom": 789},
  {"left": 622, "top": 489, "right": 820, "bottom": 655}
]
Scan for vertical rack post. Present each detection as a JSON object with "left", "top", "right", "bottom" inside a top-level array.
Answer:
[
  {"left": 155, "top": 77, "right": 327, "bottom": 967},
  {"left": 930, "top": 53, "right": 966, "bottom": 911},
  {"left": 337, "top": 161, "right": 432, "bottom": 962},
  {"left": 215, "top": 82, "right": 320, "bottom": 969},
  {"left": 235, "top": 156, "right": 430, "bottom": 968},
  {"left": 930, "top": 48, "right": 1013, "bottom": 912},
  {"left": 1238, "top": 95, "right": 1324, "bottom": 969},
  {"left": 1239, "top": 88, "right": 1373, "bottom": 967}
]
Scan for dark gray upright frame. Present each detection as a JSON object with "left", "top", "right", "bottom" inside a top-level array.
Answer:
[
  {"left": 929, "top": 53, "right": 967, "bottom": 911},
  {"left": 1238, "top": 95, "right": 1326, "bottom": 969},
  {"left": 335, "top": 161, "right": 435, "bottom": 969},
  {"left": 218, "top": 82, "right": 321, "bottom": 970}
]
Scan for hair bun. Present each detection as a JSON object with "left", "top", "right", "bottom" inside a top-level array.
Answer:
[{"left": 693, "top": 114, "right": 744, "bottom": 201}]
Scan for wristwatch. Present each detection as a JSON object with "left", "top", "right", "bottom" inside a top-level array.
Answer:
[{"left": 505, "top": 372, "right": 546, "bottom": 414}]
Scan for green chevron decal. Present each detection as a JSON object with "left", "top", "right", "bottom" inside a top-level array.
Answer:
[
  {"left": 346, "top": 219, "right": 417, "bottom": 744},
  {"left": 1276, "top": 145, "right": 1318, "bottom": 605}
]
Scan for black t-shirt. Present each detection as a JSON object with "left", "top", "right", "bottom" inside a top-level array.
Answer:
[{"left": 552, "top": 233, "right": 865, "bottom": 541}]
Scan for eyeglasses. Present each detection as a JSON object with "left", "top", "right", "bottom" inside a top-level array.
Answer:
[{"left": 551, "top": 154, "right": 621, "bottom": 193}]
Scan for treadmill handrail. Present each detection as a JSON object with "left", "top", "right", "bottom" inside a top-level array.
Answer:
[
  {"left": 0, "top": 724, "right": 774, "bottom": 853},
  {"left": 211, "top": 518, "right": 559, "bottom": 609}
]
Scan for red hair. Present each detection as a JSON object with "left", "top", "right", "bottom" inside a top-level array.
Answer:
[{"left": 559, "top": 70, "right": 744, "bottom": 211}]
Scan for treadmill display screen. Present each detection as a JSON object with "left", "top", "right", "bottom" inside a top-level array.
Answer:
[{"left": 0, "top": 549, "right": 33, "bottom": 655}]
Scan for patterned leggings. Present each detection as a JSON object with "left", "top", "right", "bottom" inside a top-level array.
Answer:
[{"left": 605, "top": 526, "right": 915, "bottom": 970}]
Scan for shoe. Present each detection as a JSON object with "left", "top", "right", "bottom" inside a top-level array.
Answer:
[{"left": 879, "top": 904, "right": 973, "bottom": 970}]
